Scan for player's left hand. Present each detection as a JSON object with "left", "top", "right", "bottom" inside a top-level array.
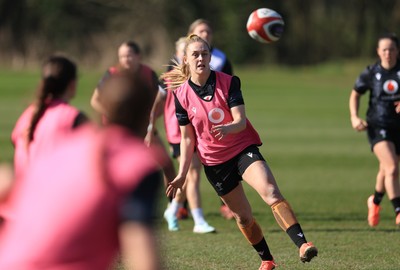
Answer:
[
  {"left": 166, "top": 175, "right": 185, "bottom": 198},
  {"left": 210, "top": 124, "right": 227, "bottom": 140},
  {"left": 395, "top": 101, "right": 400, "bottom": 113}
]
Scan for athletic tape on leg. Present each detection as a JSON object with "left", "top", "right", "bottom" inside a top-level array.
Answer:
[
  {"left": 271, "top": 200, "right": 298, "bottom": 231},
  {"left": 237, "top": 218, "right": 264, "bottom": 245}
]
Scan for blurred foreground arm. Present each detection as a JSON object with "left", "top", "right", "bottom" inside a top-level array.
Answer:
[
  {"left": 119, "top": 171, "right": 162, "bottom": 270},
  {"left": 0, "top": 163, "right": 14, "bottom": 202},
  {"left": 90, "top": 88, "right": 106, "bottom": 116}
]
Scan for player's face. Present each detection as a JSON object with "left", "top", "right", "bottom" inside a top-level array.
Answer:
[
  {"left": 192, "top": 23, "right": 213, "bottom": 45},
  {"left": 118, "top": 45, "right": 140, "bottom": 70},
  {"left": 184, "top": 41, "right": 211, "bottom": 76},
  {"left": 377, "top": 38, "right": 399, "bottom": 68}
]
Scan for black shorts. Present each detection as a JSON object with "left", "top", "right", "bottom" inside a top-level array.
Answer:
[
  {"left": 169, "top": 143, "right": 180, "bottom": 159},
  {"left": 203, "top": 145, "right": 265, "bottom": 196},
  {"left": 169, "top": 143, "right": 197, "bottom": 159},
  {"left": 367, "top": 126, "right": 400, "bottom": 155}
]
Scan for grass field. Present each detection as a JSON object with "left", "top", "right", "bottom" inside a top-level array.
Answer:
[{"left": 1, "top": 62, "right": 399, "bottom": 270}]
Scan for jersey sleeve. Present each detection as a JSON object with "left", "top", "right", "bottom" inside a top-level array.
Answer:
[
  {"left": 222, "top": 58, "right": 233, "bottom": 75},
  {"left": 353, "top": 66, "right": 371, "bottom": 94},
  {"left": 228, "top": 76, "right": 244, "bottom": 108},
  {"left": 173, "top": 92, "right": 190, "bottom": 125},
  {"left": 97, "top": 70, "right": 112, "bottom": 90}
]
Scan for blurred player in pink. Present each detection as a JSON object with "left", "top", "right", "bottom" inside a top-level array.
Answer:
[
  {"left": 161, "top": 34, "right": 318, "bottom": 270},
  {"left": 11, "top": 55, "right": 87, "bottom": 179},
  {"left": 91, "top": 40, "right": 176, "bottom": 186},
  {"left": 0, "top": 71, "right": 163, "bottom": 270}
]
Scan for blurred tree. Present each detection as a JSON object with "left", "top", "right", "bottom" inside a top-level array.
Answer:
[{"left": 0, "top": 0, "right": 399, "bottom": 68}]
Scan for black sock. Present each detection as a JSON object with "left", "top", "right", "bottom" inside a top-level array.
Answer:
[
  {"left": 286, "top": 224, "right": 307, "bottom": 248},
  {"left": 390, "top": 197, "right": 400, "bottom": 215},
  {"left": 253, "top": 238, "right": 273, "bottom": 261},
  {"left": 373, "top": 191, "right": 385, "bottom": 205}
]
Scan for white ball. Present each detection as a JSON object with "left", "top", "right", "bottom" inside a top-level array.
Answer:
[{"left": 246, "top": 8, "right": 285, "bottom": 44}]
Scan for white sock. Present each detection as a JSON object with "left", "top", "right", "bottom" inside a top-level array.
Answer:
[
  {"left": 191, "top": 208, "right": 207, "bottom": 226},
  {"left": 168, "top": 200, "right": 182, "bottom": 216}
]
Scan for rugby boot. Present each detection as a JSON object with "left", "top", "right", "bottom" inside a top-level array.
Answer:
[
  {"left": 367, "top": 195, "right": 381, "bottom": 227},
  {"left": 259, "top": 260, "right": 277, "bottom": 270},
  {"left": 299, "top": 242, "right": 318, "bottom": 263}
]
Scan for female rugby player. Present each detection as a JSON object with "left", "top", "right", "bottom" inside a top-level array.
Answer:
[
  {"left": 349, "top": 32, "right": 400, "bottom": 227},
  {"left": 162, "top": 34, "right": 318, "bottom": 270}
]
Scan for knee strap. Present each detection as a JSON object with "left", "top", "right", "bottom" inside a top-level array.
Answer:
[
  {"left": 271, "top": 200, "right": 298, "bottom": 231},
  {"left": 237, "top": 218, "right": 264, "bottom": 245}
]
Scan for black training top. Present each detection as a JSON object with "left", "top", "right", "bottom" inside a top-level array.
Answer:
[
  {"left": 174, "top": 71, "right": 244, "bottom": 126},
  {"left": 354, "top": 60, "right": 400, "bottom": 129}
]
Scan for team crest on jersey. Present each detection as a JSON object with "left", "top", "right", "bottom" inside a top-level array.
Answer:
[
  {"left": 383, "top": 80, "right": 398, "bottom": 94},
  {"left": 208, "top": 108, "right": 224, "bottom": 123},
  {"left": 397, "top": 71, "right": 400, "bottom": 79},
  {"left": 375, "top": 73, "right": 382, "bottom": 80}
]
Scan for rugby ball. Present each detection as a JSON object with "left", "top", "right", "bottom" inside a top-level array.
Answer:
[{"left": 246, "top": 8, "right": 284, "bottom": 44}]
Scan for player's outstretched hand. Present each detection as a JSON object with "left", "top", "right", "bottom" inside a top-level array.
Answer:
[{"left": 166, "top": 175, "right": 186, "bottom": 198}]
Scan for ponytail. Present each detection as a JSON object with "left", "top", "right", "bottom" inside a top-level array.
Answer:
[
  {"left": 27, "top": 78, "right": 55, "bottom": 142},
  {"left": 27, "top": 56, "right": 77, "bottom": 143}
]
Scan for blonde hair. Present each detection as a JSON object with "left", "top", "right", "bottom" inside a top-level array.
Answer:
[
  {"left": 160, "top": 34, "right": 210, "bottom": 90},
  {"left": 175, "top": 37, "right": 187, "bottom": 51}
]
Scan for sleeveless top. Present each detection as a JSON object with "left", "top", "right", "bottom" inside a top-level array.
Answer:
[
  {"left": 0, "top": 124, "right": 161, "bottom": 270},
  {"left": 164, "top": 79, "right": 181, "bottom": 144},
  {"left": 11, "top": 100, "right": 80, "bottom": 179},
  {"left": 174, "top": 71, "right": 262, "bottom": 165}
]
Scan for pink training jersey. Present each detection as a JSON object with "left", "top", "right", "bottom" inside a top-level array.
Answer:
[
  {"left": 174, "top": 71, "right": 262, "bottom": 165},
  {"left": 164, "top": 88, "right": 181, "bottom": 144},
  {"left": 0, "top": 124, "right": 162, "bottom": 270},
  {"left": 11, "top": 99, "right": 80, "bottom": 179}
]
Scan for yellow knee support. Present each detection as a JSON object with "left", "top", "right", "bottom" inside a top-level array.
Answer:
[
  {"left": 271, "top": 200, "right": 298, "bottom": 231},
  {"left": 237, "top": 218, "right": 264, "bottom": 245}
]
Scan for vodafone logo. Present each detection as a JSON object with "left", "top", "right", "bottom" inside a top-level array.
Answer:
[
  {"left": 383, "top": 80, "right": 398, "bottom": 94},
  {"left": 208, "top": 108, "right": 224, "bottom": 124}
]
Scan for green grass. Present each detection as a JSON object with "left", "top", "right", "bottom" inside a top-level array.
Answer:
[{"left": 1, "top": 62, "right": 400, "bottom": 270}]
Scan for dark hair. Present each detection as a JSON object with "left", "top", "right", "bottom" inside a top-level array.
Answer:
[
  {"left": 377, "top": 32, "right": 399, "bottom": 48},
  {"left": 99, "top": 70, "right": 155, "bottom": 137},
  {"left": 28, "top": 56, "right": 77, "bottom": 142},
  {"left": 122, "top": 41, "right": 141, "bottom": 55}
]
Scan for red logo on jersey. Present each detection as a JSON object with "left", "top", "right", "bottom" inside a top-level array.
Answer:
[
  {"left": 208, "top": 108, "right": 224, "bottom": 124},
  {"left": 383, "top": 80, "right": 398, "bottom": 94}
]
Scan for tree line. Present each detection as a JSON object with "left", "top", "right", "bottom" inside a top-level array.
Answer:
[{"left": 0, "top": 0, "right": 399, "bottom": 69}]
